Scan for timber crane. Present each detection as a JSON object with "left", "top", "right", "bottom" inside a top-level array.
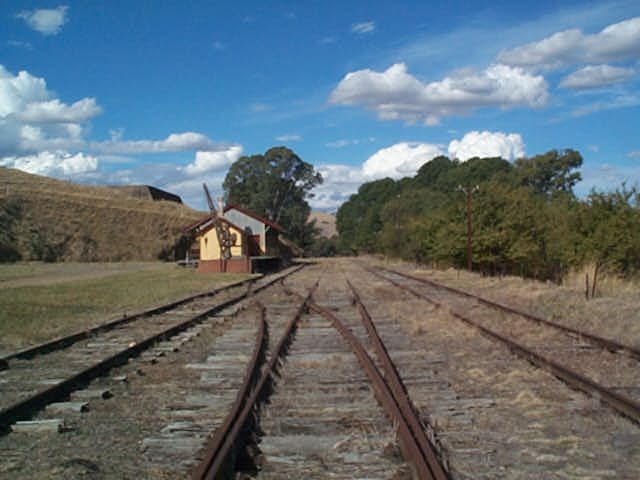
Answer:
[{"left": 202, "top": 183, "right": 236, "bottom": 263}]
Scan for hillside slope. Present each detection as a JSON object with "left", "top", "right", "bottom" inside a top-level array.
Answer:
[
  {"left": 309, "top": 211, "right": 337, "bottom": 238},
  {"left": 0, "top": 167, "right": 204, "bottom": 262}
]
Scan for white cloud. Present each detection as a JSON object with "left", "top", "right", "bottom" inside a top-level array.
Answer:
[
  {"left": 559, "top": 64, "right": 635, "bottom": 89},
  {"left": 628, "top": 151, "right": 640, "bottom": 159},
  {"left": 363, "top": 142, "right": 444, "bottom": 178},
  {"left": 311, "top": 131, "right": 528, "bottom": 209},
  {"left": 17, "top": 6, "right": 69, "bottom": 36},
  {"left": 448, "top": 131, "right": 525, "bottom": 161},
  {"left": 275, "top": 134, "right": 302, "bottom": 142},
  {"left": 91, "top": 132, "right": 218, "bottom": 154},
  {"left": 498, "top": 16, "right": 640, "bottom": 69},
  {"left": 182, "top": 145, "right": 243, "bottom": 175},
  {"left": 0, "top": 150, "right": 97, "bottom": 176},
  {"left": 16, "top": 98, "right": 102, "bottom": 123},
  {"left": 310, "top": 142, "right": 444, "bottom": 209},
  {"left": 311, "top": 164, "right": 367, "bottom": 210},
  {"left": 0, "top": 65, "right": 100, "bottom": 156},
  {"left": 351, "top": 21, "right": 376, "bottom": 34},
  {"left": 329, "top": 63, "right": 548, "bottom": 124}
]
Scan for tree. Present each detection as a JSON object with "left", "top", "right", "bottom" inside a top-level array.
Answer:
[
  {"left": 336, "top": 178, "right": 399, "bottom": 253},
  {"left": 222, "top": 147, "right": 323, "bottom": 248},
  {"left": 513, "top": 149, "right": 582, "bottom": 196}
]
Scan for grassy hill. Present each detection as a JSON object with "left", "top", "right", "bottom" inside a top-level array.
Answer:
[
  {"left": 0, "top": 167, "right": 205, "bottom": 262},
  {"left": 309, "top": 211, "right": 337, "bottom": 238}
]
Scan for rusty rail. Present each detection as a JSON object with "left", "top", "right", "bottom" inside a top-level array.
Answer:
[
  {"left": 346, "top": 280, "right": 448, "bottom": 480},
  {"left": 192, "top": 282, "right": 317, "bottom": 480},
  {"left": 191, "top": 303, "right": 269, "bottom": 479},
  {"left": 309, "top": 300, "right": 449, "bottom": 480},
  {"left": 374, "top": 265, "right": 640, "bottom": 361},
  {"left": 372, "top": 269, "right": 640, "bottom": 425},
  {"left": 0, "top": 265, "right": 304, "bottom": 434},
  {"left": 1, "top": 265, "right": 302, "bottom": 367}
]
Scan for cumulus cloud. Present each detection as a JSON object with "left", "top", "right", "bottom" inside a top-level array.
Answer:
[
  {"left": 0, "top": 63, "right": 244, "bottom": 200},
  {"left": 310, "top": 131, "right": 526, "bottom": 210},
  {"left": 351, "top": 21, "right": 376, "bottom": 34},
  {"left": 17, "top": 6, "right": 69, "bottom": 36},
  {"left": 16, "top": 98, "right": 102, "bottom": 123},
  {"left": 627, "top": 151, "right": 640, "bottom": 159},
  {"left": 559, "top": 64, "right": 635, "bottom": 89},
  {"left": 310, "top": 143, "right": 445, "bottom": 209},
  {"left": 329, "top": 63, "right": 548, "bottom": 124},
  {"left": 0, "top": 150, "right": 97, "bottom": 176},
  {"left": 498, "top": 17, "right": 640, "bottom": 69},
  {"left": 448, "top": 131, "right": 525, "bottom": 161},
  {"left": 363, "top": 142, "right": 444, "bottom": 178},
  {"left": 182, "top": 145, "right": 243, "bottom": 175},
  {"left": 311, "top": 164, "right": 368, "bottom": 210},
  {"left": 0, "top": 65, "right": 100, "bottom": 156}
]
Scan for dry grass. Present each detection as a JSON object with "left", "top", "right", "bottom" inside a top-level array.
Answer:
[
  {"left": 308, "top": 211, "right": 337, "bottom": 238},
  {"left": 378, "top": 260, "right": 640, "bottom": 351},
  {"left": 1, "top": 166, "right": 204, "bottom": 262},
  {"left": 563, "top": 263, "right": 640, "bottom": 298},
  {"left": 0, "top": 262, "right": 249, "bottom": 352}
]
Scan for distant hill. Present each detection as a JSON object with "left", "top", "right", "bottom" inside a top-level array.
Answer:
[
  {"left": 111, "top": 185, "right": 183, "bottom": 203},
  {"left": 309, "top": 211, "right": 337, "bottom": 238},
  {"left": 0, "top": 167, "right": 204, "bottom": 262}
]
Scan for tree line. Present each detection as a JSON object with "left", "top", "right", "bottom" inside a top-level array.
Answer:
[{"left": 336, "top": 150, "right": 640, "bottom": 282}]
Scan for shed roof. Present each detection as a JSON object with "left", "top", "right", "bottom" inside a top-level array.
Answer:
[
  {"left": 183, "top": 215, "right": 246, "bottom": 236},
  {"left": 223, "top": 204, "right": 284, "bottom": 232}
]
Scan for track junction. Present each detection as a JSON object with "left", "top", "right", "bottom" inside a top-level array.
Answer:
[{"left": 1, "top": 258, "right": 638, "bottom": 479}]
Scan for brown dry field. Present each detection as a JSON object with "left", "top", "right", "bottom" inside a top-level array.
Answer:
[
  {"left": 1, "top": 166, "right": 204, "bottom": 262},
  {"left": 308, "top": 211, "right": 337, "bottom": 238},
  {"left": 374, "top": 256, "right": 640, "bottom": 350}
]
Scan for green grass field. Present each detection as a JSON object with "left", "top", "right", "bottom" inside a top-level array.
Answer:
[{"left": 0, "top": 262, "right": 250, "bottom": 353}]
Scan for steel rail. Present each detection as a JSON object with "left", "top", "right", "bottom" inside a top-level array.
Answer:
[
  {"left": 372, "top": 269, "right": 640, "bottom": 425},
  {"left": 191, "top": 302, "right": 269, "bottom": 480},
  {"left": 309, "top": 300, "right": 449, "bottom": 480},
  {"left": 0, "top": 265, "right": 304, "bottom": 434},
  {"left": 346, "top": 280, "right": 448, "bottom": 480},
  {"left": 1, "top": 275, "right": 259, "bottom": 368},
  {"left": 192, "top": 281, "right": 318, "bottom": 480},
  {"left": 373, "top": 265, "right": 640, "bottom": 361}
]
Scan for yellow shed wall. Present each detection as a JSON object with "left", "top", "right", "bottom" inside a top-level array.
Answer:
[{"left": 198, "top": 225, "right": 244, "bottom": 261}]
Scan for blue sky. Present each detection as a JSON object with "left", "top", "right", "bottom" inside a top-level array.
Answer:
[{"left": 1, "top": 1, "right": 639, "bottom": 211}]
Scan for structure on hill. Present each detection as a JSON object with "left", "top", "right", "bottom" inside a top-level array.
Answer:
[
  {"left": 112, "top": 185, "right": 183, "bottom": 203},
  {"left": 183, "top": 193, "right": 287, "bottom": 273}
]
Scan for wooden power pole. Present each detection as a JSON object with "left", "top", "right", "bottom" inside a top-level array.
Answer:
[{"left": 457, "top": 185, "right": 479, "bottom": 272}]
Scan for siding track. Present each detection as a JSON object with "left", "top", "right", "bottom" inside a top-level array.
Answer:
[
  {"left": 0, "top": 265, "right": 304, "bottom": 433},
  {"left": 367, "top": 265, "right": 640, "bottom": 424}
]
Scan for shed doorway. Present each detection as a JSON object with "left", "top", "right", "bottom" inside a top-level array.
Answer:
[{"left": 248, "top": 234, "right": 261, "bottom": 256}]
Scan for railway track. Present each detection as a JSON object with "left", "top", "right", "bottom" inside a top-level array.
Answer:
[
  {"left": 367, "top": 265, "right": 640, "bottom": 425},
  {"left": 0, "top": 264, "right": 304, "bottom": 433},
  {"left": 2, "top": 258, "right": 639, "bottom": 478},
  {"left": 193, "top": 262, "right": 449, "bottom": 479}
]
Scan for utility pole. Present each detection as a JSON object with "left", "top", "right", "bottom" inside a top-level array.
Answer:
[{"left": 457, "top": 185, "right": 479, "bottom": 272}]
